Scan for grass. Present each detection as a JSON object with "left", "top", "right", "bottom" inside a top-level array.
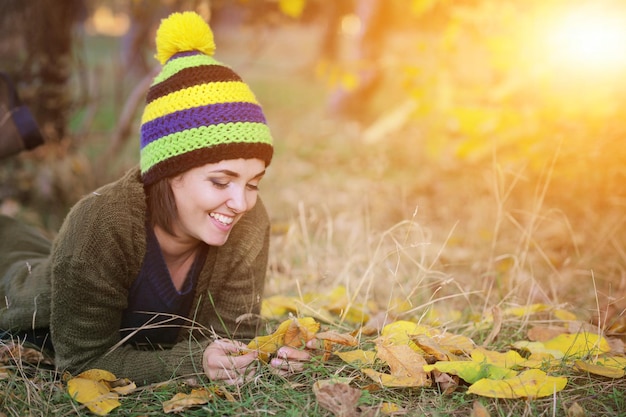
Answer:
[{"left": 3, "top": 12, "right": 626, "bottom": 417}]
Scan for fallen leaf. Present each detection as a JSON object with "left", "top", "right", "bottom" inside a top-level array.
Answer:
[
  {"left": 504, "top": 304, "right": 550, "bottom": 317},
  {"left": 335, "top": 349, "right": 377, "bottom": 366},
  {"left": 67, "top": 377, "right": 120, "bottom": 416},
  {"left": 554, "top": 309, "right": 578, "bottom": 322},
  {"left": 574, "top": 360, "right": 625, "bottom": 378},
  {"left": 313, "top": 381, "right": 361, "bottom": 417},
  {"left": 543, "top": 332, "right": 611, "bottom": 358},
  {"left": 283, "top": 317, "right": 319, "bottom": 348},
  {"left": 410, "top": 334, "right": 450, "bottom": 361},
  {"left": 316, "top": 331, "right": 358, "bottom": 346},
  {"left": 163, "top": 388, "right": 214, "bottom": 413},
  {"left": 527, "top": 326, "right": 569, "bottom": 342},
  {"left": 467, "top": 369, "right": 567, "bottom": 399},
  {"left": 362, "top": 368, "right": 429, "bottom": 388},
  {"left": 432, "top": 369, "right": 459, "bottom": 394},
  {"left": 470, "top": 401, "right": 491, "bottom": 417},
  {"left": 248, "top": 316, "right": 320, "bottom": 362},
  {"left": 566, "top": 401, "right": 586, "bottom": 417},
  {"left": 375, "top": 337, "right": 430, "bottom": 385},
  {"left": 423, "top": 361, "right": 516, "bottom": 384},
  {"left": 471, "top": 348, "right": 525, "bottom": 369},
  {"left": 261, "top": 295, "right": 299, "bottom": 318},
  {"left": 435, "top": 332, "right": 475, "bottom": 354}
]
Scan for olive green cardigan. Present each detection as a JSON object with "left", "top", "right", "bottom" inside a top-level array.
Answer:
[{"left": 0, "top": 167, "right": 270, "bottom": 384}]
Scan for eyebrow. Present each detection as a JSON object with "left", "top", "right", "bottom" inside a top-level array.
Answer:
[{"left": 210, "top": 169, "right": 266, "bottom": 180}]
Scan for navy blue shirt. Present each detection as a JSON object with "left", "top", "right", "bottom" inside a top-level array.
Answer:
[{"left": 120, "top": 223, "right": 208, "bottom": 348}]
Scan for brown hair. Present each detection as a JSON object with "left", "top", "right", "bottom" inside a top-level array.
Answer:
[{"left": 145, "top": 177, "right": 178, "bottom": 236}]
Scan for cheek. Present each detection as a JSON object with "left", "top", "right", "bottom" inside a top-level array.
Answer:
[{"left": 247, "top": 192, "right": 259, "bottom": 209}]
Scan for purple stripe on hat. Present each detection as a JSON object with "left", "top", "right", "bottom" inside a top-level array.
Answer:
[
  {"left": 140, "top": 102, "right": 267, "bottom": 148},
  {"left": 167, "top": 50, "right": 203, "bottom": 62}
]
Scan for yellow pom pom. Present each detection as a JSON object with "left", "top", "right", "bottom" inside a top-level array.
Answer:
[{"left": 155, "top": 12, "right": 215, "bottom": 65}]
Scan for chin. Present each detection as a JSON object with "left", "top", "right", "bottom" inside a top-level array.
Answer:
[{"left": 203, "top": 233, "right": 231, "bottom": 247}]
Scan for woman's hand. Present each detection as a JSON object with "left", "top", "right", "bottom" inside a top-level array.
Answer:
[
  {"left": 202, "top": 339, "right": 258, "bottom": 385},
  {"left": 269, "top": 339, "right": 319, "bottom": 376}
]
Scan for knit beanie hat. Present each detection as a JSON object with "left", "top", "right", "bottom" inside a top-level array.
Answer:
[{"left": 139, "top": 11, "right": 273, "bottom": 186}]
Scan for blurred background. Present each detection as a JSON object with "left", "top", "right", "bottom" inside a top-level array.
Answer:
[{"left": 1, "top": 0, "right": 625, "bottom": 326}]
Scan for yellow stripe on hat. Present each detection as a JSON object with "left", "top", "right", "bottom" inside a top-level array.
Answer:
[{"left": 141, "top": 81, "right": 259, "bottom": 124}]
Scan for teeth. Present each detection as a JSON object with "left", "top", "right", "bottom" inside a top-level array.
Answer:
[{"left": 210, "top": 212, "right": 233, "bottom": 225}]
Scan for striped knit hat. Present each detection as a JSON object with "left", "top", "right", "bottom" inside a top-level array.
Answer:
[{"left": 139, "top": 11, "right": 273, "bottom": 186}]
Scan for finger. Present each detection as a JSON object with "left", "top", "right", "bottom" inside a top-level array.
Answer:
[
  {"left": 269, "top": 356, "right": 305, "bottom": 372},
  {"left": 306, "top": 338, "right": 324, "bottom": 350},
  {"left": 211, "top": 339, "right": 247, "bottom": 354},
  {"left": 228, "top": 351, "right": 259, "bottom": 369},
  {"left": 276, "top": 346, "right": 311, "bottom": 361}
]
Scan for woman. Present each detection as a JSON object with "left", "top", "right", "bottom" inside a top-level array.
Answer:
[{"left": 0, "top": 11, "right": 310, "bottom": 385}]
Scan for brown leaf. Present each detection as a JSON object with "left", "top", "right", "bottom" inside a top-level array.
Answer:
[
  {"left": 0, "top": 342, "right": 52, "bottom": 366},
  {"left": 163, "top": 388, "right": 214, "bottom": 413},
  {"left": 527, "top": 326, "right": 568, "bottom": 342},
  {"left": 375, "top": 338, "right": 428, "bottom": 380},
  {"left": 283, "top": 317, "right": 319, "bottom": 348},
  {"left": 432, "top": 370, "right": 459, "bottom": 395},
  {"left": 313, "top": 382, "right": 361, "bottom": 417},
  {"left": 567, "top": 401, "right": 586, "bottom": 417},
  {"left": 470, "top": 401, "right": 491, "bottom": 417},
  {"left": 317, "top": 331, "right": 358, "bottom": 346},
  {"left": 410, "top": 334, "right": 449, "bottom": 361}
]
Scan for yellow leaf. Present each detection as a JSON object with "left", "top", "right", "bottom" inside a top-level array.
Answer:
[
  {"left": 278, "top": 0, "right": 306, "bottom": 19},
  {"left": 335, "top": 349, "right": 376, "bottom": 366},
  {"left": 574, "top": 360, "right": 625, "bottom": 378},
  {"left": 467, "top": 369, "right": 567, "bottom": 399},
  {"left": 247, "top": 316, "right": 320, "bottom": 362},
  {"left": 520, "top": 352, "right": 564, "bottom": 370},
  {"left": 381, "top": 320, "right": 435, "bottom": 352},
  {"left": 433, "top": 332, "right": 475, "bottom": 355},
  {"left": 543, "top": 332, "right": 611, "bottom": 358},
  {"left": 248, "top": 334, "right": 281, "bottom": 363},
  {"left": 411, "top": 334, "right": 450, "bottom": 361},
  {"left": 362, "top": 368, "right": 430, "bottom": 388},
  {"left": 261, "top": 295, "right": 299, "bottom": 318},
  {"left": 513, "top": 341, "right": 564, "bottom": 359},
  {"left": 283, "top": 317, "right": 320, "bottom": 348},
  {"left": 326, "top": 286, "right": 372, "bottom": 324},
  {"left": 380, "top": 402, "right": 403, "bottom": 414},
  {"left": 554, "top": 309, "right": 578, "bottom": 321},
  {"left": 471, "top": 348, "right": 525, "bottom": 369},
  {"left": 67, "top": 378, "right": 120, "bottom": 416},
  {"left": 163, "top": 388, "right": 214, "bottom": 413},
  {"left": 76, "top": 369, "right": 117, "bottom": 382},
  {"left": 504, "top": 304, "right": 550, "bottom": 317},
  {"left": 375, "top": 338, "right": 429, "bottom": 384},
  {"left": 424, "top": 361, "right": 516, "bottom": 384}
]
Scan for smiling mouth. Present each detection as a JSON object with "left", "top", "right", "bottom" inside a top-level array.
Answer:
[{"left": 209, "top": 212, "right": 234, "bottom": 226}]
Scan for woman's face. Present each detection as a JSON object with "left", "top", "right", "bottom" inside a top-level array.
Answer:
[{"left": 170, "top": 158, "right": 266, "bottom": 246}]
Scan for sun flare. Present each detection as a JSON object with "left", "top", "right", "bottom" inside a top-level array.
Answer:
[{"left": 548, "top": 6, "right": 626, "bottom": 69}]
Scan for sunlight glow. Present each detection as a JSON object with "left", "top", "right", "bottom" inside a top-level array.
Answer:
[{"left": 548, "top": 7, "right": 626, "bottom": 70}]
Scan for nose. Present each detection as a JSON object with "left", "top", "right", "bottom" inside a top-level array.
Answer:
[{"left": 226, "top": 185, "right": 249, "bottom": 214}]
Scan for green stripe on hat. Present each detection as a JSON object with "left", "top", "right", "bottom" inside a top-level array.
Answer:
[
  {"left": 152, "top": 54, "right": 222, "bottom": 85},
  {"left": 140, "top": 122, "right": 272, "bottom": 174}
]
